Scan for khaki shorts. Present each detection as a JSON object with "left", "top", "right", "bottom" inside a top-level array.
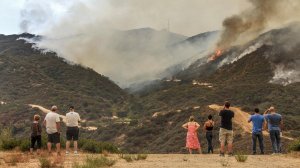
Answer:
[{"left": 219, "top": 128, "right": 233, "bottom": 144}]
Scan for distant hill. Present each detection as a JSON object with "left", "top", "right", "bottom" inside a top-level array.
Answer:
[{"left": 0, "top": 33, "right": 129, "bottom": 125}]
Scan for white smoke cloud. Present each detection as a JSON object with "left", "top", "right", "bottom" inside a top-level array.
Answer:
[
  {"left": 20, "top": 0, "right": 249, "bottom": 87},
  {"left": 270, "top": 64, "right": 300, "bottom": 86}
]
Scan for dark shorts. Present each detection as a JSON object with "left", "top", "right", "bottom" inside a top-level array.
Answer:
[
  {"left": 47, "top": 132, "right": 60, "bottom": 144},
  {"left": 66, "top": 127, "right": 79, "bottom": 141}
]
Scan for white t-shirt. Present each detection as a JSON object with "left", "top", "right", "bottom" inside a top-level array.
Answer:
[
  {"left": 44, "top": 112, "right": 60, "bottom": 134},
  {"left": 66, "top": 111, "right": 81, "bottom": 127}
]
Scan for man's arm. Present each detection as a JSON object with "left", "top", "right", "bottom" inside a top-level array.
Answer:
[
  {"left": 263, "top": 108, "right": 270, "bottom": 115},
  {"left": 280, "top": 117, "right": 284, "bottom": 131},
  {"left": 56, "top": 122, "right": 61, "bottom": 133},
  {"left": 248, "top": 116, "right": 252, "bottom": 123}
]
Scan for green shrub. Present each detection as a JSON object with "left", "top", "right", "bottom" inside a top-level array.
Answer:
[
  {"left": 120, "top": 154, "right": 133, "bottom": 162},
  {"left": 135, "top": 154, "right": 148, "bottom": 160},
  {"left": 78, "top": 139, "right": 119, "bottom": 153},
  {"left": 235, "top": 153, "right": 248, "bottom": 162},
  {"left": 39, "top": 157, "right": 52, "bottom": 168},
  {"left": 1, "top": 139, "right": 19, "bottom": 150},
  {"left": 288, "top": 139, "right": 300, "bottom": 151},
  {"left": 74, "top": 156, "right": 116, "bottom": 168},
  {"left": 20, "top": 139, "right": 31, "bottom": 152}
]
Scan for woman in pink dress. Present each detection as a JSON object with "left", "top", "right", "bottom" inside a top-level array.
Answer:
[{"left": 182, "top": 116, "right": 202, "bottom": 154}]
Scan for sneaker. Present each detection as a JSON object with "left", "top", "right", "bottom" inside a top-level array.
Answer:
[
  {"left": 219, "top": 153, "right": 225, "bottom": 157},
  {"left": 74, "top": 151, "right": 78, "bottom": 155},
  {"left": 66, "top": 151, "right": 69, "bottom": 155}
]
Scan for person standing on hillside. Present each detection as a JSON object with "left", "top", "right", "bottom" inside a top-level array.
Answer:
[
  {"left": 65, "top": 106, "right": 81, "bottom": 155},
  {"left": 219, "top": 101, "right": 234, "bottom": 156},
  {"left": 30, "top": 114, "right": 42, "bottom": 155},
  {"left": 203, "top": 114, "right": 214, "bottom": 154},
  {"left": 248, "top": 108, "right": 265, "bottom": 155},
  {"left": 44, "top": 105, "right": 61, "bottom": 156},
  {"left": 182, "top": 116, "right": 202, "bottom": 154},
  {"left": 264, "top": 106, "right": 283, "bottom": 154}
]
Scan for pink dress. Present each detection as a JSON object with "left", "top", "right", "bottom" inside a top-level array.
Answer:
[{"left": 186, "top": 123, "right": 200, "bottom": 149}]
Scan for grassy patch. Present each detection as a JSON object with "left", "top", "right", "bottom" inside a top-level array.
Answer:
[
  {"left": 119, "top": 153, "right": 148, "bottom": 162},
  {"left": 235, "top": 153, "right": 248, "bottom": 162},
  {"left": 39, "top": 157, "right": 64, "bottom": 168},
  {"left": 74, "top": 156, "right": 116, "bottom": 168},
  {"left": 288, "top": 139, "right": 300, "bottom": 152},
  {"left": 78, "top": 139, "right": 119, "bottom": 154},
  {"left": 3, "top": 153, "right": 29, "bottom": 166}
]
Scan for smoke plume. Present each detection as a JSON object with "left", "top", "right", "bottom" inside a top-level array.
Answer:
[
  {"left": 217, "top": 0, "right": 300, "bottom": 49},
  {"left": 20, "top": 0, "right": 247, "bottom": 87}
]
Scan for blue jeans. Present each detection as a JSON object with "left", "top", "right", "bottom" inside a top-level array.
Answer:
[
  {"left": 269, "top": 130, "right": 281, "bottom": 153},
  {"left": 252, "top": 132, "right": 264, "bottom": 154}
]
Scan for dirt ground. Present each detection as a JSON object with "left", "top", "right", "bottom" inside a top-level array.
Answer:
[{"left": 0, "top": 151, "right": 299, "bottom": 168}]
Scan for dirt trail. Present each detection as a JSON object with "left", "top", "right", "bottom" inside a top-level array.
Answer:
[
  {"left": 208, "top": 104, "right": 294, "bottom": 140},
  {"left": 1, "top": 152, "right": 299, "bottom": 168}
]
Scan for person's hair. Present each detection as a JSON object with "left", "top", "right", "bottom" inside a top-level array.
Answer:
[
  {"left": 34, "top": 114, "right": 40, "bottom": 121},
  {"left": 254, "top": 108, "right": 260, "bottom": 113},
  {"left": 224, "top": 101, "right": 230, "bottom": 108},
  {"left": 189, "top": 116, "right": 195, "bottom": 122},
  {"left": 269, "top": 106, "right": 275, "bottom": 112},
  {"left": 208, "top": 114, "right": 213, "bottom": 120},
  {"left": 51, "top": 105, "right": 57, "bottom": 112},
  {"left": 69, "top": 106, "right": 74, "bottom": 110}
]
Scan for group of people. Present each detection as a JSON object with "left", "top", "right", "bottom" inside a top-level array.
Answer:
[
  {"left": 30, "top": 102, "right": 283, "bottom": 156},
  {"left": 30, "top": 105, "right": 81, "bottom": 155},
  {"left": 183, "top": 101, "right": 283, "bottom": 156}
]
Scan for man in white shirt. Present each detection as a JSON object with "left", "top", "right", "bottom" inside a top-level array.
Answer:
[
  {"left": 43, "top": 105, "right": 61, "bottom": 155},
  {"left": 65, "top": 106, "right": 81, "bottom": 155}
]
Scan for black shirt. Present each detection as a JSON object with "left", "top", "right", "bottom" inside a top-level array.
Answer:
[{"left": 219, "top": 109, "right": 234, "bottom": 130}]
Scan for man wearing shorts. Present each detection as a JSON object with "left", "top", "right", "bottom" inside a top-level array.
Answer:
[
  {"left": 65, "top": 106, "right": 81, "bottom": 155},
  {"left": 219, "top": 101, "right": 234, "bottom": 156},
  {"left": 44, "top": 105, "right": 61, "bottom": 155}
]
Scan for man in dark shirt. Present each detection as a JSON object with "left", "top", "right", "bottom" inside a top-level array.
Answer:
[{"left": 219, "top": 101, "right": 234, "bottom": 156}]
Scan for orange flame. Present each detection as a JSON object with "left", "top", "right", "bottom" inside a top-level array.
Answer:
[{"left": 209, "top": 49, "right": 222, "bottom": 61}]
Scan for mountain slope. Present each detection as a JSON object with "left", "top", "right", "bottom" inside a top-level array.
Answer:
[{"left": 0, "top": 33, "right": 129, "bottom": 123}]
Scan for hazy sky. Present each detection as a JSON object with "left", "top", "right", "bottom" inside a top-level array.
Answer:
[{"left": 0, "top": 0, "right": 250, "bottom": 36}]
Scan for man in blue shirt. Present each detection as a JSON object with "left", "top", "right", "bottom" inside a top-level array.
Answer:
[
  {"left": 248, "top": 108, "right": 265, "bottom": 155},
  {"left": 264, "top": 106, "right": 283, "bottom": 154}
]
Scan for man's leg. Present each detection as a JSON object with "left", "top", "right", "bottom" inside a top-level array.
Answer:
[
  {"left": 55, "top": 133, "right": 61, "bottom": 155},
  {"left": 56, "top": 143, "right": 61, "bottom": 155},
  {"left": 74, "top": 141, "right": 78, "bottom": 152},
  {"left": 66, "top": 141, "right": 70, "bottom": 152},
  {"left": 269, "top": 130, "right": 277, "bottom": 153},
  {"left": 219, "top": 129, "right": 225, "bottom": 155},
  {"left": 252, "top": 133, "right": 257, "bottom": 154},
  {"left": 227, "top": 130, "right": 233, "bottom": 154},
  {"left": 258, "top": 132, "right": 264, "bottom": 154},
  {"left": 275, "top": 130, "right": 281, "bottom": 153},
  {"left": 47, "top": 142, "right": 52, "bottom": 153}
]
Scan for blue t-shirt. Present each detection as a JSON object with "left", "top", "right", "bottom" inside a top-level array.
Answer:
[
  {"left": 265, "top": 113, "right": 282, "bottom": 131},
  {"left": 249, "top": 114, "right": 265, "bottom": 133}
]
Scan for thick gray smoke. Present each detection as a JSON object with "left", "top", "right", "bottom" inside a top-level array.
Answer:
[
  {"left": 19, "top": 0, "right": 248, "bottom": 87},
  {"left": 217, "top": 0, "right": 300, "bottom": 50}
]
